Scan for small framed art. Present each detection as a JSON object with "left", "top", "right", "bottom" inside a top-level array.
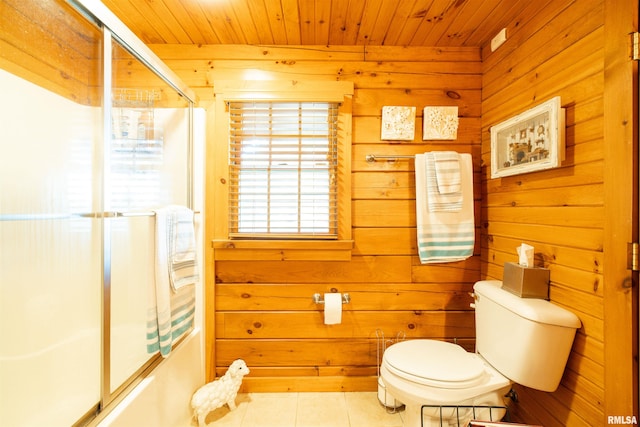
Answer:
[
  {"left": 381, "top": 106, "right": 416, "bottom": 141},
  {"left": 490, "top": 96, "right": 565, "bottom": 178},
  {"left": 423, "top": 106, "right": 458, "bottom": 140}
]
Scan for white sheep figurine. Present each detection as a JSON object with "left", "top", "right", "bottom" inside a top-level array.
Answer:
[{"left": 191, "top": 359, "right": 250, "bottom": 426}]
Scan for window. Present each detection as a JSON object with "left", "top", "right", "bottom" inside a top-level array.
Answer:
[
  {"left": 228, "top": 101, "right": 338, "bottom": 239},
  {"left": 211, "top": 80, "right": 353, "bottom": 260}
]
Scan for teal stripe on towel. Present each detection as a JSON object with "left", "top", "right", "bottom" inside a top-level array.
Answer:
[
  {"left": 419, "top": 240, "right": 474, "bottom": 248},
  {"left": 417, "top": 224, "right": 474, "bottom": 262},
  {"left": 146, "top": 291, "right": 196, "bottom": 356},
  {"left": 419, "top": 239, "right": 474, "bottom": 246},
  {"left": 172, "top": 305, "right": 195, "bottom": 327},
  {"left": 420, "top": 247, "right": 474, "bottom": 258},
  {"left": 171, "top": 318, "right": 194, "bottom": 344},
  {"left": 419, "top": 231, "right": 474, "bottom": 238},
  {"left": 418, "top": 232, "right": 474, "bottom": 242}
]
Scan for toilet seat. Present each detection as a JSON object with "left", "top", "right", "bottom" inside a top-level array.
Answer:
[{"left": 383, "top": 340, "right": 486, "bottom": 389}]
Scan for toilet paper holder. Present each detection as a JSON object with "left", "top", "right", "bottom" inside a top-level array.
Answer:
[{"left": 313, "top": 293, "right": 350, "bottom": 304}]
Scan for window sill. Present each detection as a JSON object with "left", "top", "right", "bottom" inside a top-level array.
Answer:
[{"left": 212, "top": 239, "right": 353, "bottom": 261}]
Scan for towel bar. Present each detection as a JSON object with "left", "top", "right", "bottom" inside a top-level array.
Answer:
[
  {"left": 111, "top": 210, "right": 201, "bottom": 218},
  {"left": 366, "top": 154, "right": 416, "bottom": 162},
  {"left": 313, "top": 293, "right": 350, "bottom": 304},
  {"left": 0, "top": 210, "right": 201, "bottom": 221}
]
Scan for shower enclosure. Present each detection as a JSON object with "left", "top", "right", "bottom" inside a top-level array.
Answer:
[{"left": 0, "top": 0, "right": 198, "bottom": 425}]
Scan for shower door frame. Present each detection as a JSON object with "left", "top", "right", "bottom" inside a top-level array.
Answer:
[{"left": 68, "top": 0, "right": 197, "bottom": 418}]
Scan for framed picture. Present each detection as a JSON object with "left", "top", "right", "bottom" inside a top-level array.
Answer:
[
  {"left": 381, "top": 106, "right": 416, "bottom": 140},
  {"left": 490, "top": 96, "right": 565, "bottom": 178},
  {"left": 423, "top": 106, "right": 458, "bottom": 140}
]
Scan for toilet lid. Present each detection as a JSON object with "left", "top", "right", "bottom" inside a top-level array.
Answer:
[{"left": 383, "top": 340, "right": 486, "bottom": 389}]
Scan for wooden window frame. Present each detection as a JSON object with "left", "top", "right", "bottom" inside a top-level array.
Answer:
[{"left": 211, "top": 81, "right": 354, "bottom": 261}]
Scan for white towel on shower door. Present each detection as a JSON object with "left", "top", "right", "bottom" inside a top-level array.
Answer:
[
  {"left": 166, "top": 206, "right": 199, "bottom": 291},
  {"left": 147, "top": 206, "right": 196, "bottom": 357}
]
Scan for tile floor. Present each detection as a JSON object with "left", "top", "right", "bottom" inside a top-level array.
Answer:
[{"left": 191, "top": 392, "right": 405, "bottom": 427}]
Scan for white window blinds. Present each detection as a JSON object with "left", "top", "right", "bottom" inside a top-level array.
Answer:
[{"left": 228, "top": 101, "right": 339, "bottom": 239}]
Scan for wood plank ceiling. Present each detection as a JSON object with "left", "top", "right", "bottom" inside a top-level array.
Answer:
[{"left": 101, "top": 0, "right": 526, "bottom": 47}]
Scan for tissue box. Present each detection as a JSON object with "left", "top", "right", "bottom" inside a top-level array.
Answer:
[{"left": 502, "top": 262, "right": 550, "bottom": 299}]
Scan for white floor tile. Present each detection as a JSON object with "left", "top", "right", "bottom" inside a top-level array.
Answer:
[
  {"left": 181, "top": 391, "right": 405, "bottom": 427},
  {"left": 296, "top": 392, "right": 350, "bottom": 427},
  {"left": 195, "top": 393, "right": 250, "bottom": 426},
  {"left": 241, "top": 393, "right": 298, "bottom": 427},
  {"left": 345, "top": 392, "right": 404, "bottom": 427}
]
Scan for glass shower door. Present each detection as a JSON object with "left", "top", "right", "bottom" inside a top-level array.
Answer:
[
  {"left": 0, "top": 1, "right": 104, "bottom": 425},
  {"left": 107, "top": 39, "right": 192, "bottom": 396},
  {"left": 1, "top": 0, "right": 196, "bottom": 424}
]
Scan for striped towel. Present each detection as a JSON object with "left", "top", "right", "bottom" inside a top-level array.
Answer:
[
  {"left": 415, "top": 153, "right": 474, "bottom": 264},
  {"left": 146, "top": 286, "right": 195, "bottom": 357},
  {"left": 147, "top": 206, "right": 198, "bottom": 357},
  {"left": 167, "top": 207, "right": 199, "bottom": 291},
  {"left": 426, "top": 151, "right": 462, "bottom": 212},
  {"left": 433, "top": 151, "right": 461, "bottom": 193}
]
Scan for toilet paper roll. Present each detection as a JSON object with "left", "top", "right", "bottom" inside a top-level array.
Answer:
[{"left": 324, "top": 293, "right": 342, "bottom": 325}]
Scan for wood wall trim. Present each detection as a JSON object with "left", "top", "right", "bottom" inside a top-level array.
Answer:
[
  {"left": 212, "top": 240, "right": 354, "bottom": 261},
  {"left": 603, "top": 0, "right": 639, "bottom": 420},
  {"left": 204, "top": 103, "right": 218, "bottom": 381}
]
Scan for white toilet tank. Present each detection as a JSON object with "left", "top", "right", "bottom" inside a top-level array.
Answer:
[{"left": 473, "top": 280, "right": 581, "bottom": 392}]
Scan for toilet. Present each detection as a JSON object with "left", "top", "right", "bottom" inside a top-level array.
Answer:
[{"left": 380, "top": 280, "right": 581, "bottom": 427}]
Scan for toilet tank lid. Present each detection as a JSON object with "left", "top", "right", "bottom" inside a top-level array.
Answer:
[{"left": 474, "top": 280, "right": 581, "bottom": 328}]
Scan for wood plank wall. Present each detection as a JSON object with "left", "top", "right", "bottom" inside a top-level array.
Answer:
[
  {"left": 148, "top": 43, "right": 484, "bottom": 392},
  {"left": 0, "top": 0, "right": 102, "bottom": 105},
  {"left": 481, "top": 0, "right": 613, "bottom": 425}
]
